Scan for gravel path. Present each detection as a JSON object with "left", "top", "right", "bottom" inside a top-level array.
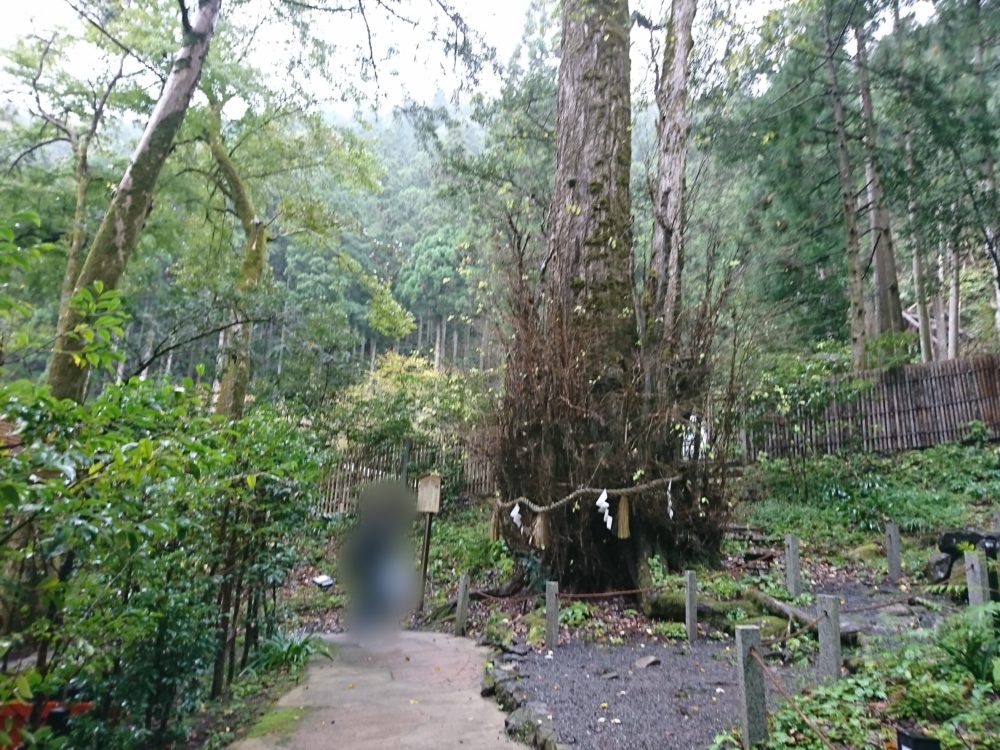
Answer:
[{"left": 512, "top": 639, "right": 815, "bottom": 750}]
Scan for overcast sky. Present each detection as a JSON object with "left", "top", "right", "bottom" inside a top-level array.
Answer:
[
  {"left": 1, "top": 0, "right": 933, "bottom": 117},
  {"left": 0, "top": 0, "right": 534, "bottom": 114}
]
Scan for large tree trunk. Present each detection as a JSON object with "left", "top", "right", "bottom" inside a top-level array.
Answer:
[
  {"left": 207, "top": 103, "right": 267, "bottom": 419},
  {"left": 970, "top": 0, "right": 1000, "bottom": 346},
  {"left": 46, "top": 0, "right": 223, "bottom": 402},
  {"left": 823, "top": 19, "right": 866, "bottom": 370},
  {"left": 854, "top": 23, "right": 904, "bottom": 335},
  {"left": 499, "top": 0, "right": 636, "bottom": 589},
  {"left": 650, "top": 0, "right": 697, "bottom": 349},
  {"left": 546, "top": 0, "right": 632, "bottom": 322}
]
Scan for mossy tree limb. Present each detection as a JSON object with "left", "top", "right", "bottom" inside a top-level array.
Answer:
[
  {"left": 205, "top": 101, "right": 267, "bottom": 419},
  {"left": 46, "top": 0, "right": 223, "bottom": 402}
]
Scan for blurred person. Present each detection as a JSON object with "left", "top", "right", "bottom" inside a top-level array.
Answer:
[{"left": 341, "top": 482, "right": 417, "bottom": 643}]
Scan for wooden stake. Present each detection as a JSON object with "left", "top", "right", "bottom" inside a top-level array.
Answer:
[{"left": 417, "top": 512, "right": 433, "bottom": 612}]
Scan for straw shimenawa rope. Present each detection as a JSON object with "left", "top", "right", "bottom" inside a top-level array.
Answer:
[{"left": 495, "top": 474, "right": 683, "bottom": 514}]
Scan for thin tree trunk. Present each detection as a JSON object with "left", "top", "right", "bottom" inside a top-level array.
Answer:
[
  {"left": 934, "top": 246, "right": 947, "bottom": 359},
  {"left": 904, "top": 134, "right": 933, "bottom": 361},
  {"left": 416, "top": 314, "right": 423, "bottom": 351},
  {"left": 208, "top": 103, "right": 267, "bottom": 419},
  {"left": 854, "top": 23, "right": 904, "bottom": 334},
  {"left": 138, "top": 326, "right": 155, "bottom": 381},
  {"left": 433, "top": 317, "right": 442, "bottom": 371},
  {"left": 823, "top": 18, "right": 866, "bottom": 369},
  {"left": 451, "top": 325, "right": 458, "bottom": 365},
  {"left": 46, "top": 0, "right": 222, "bottom": 402},
  {"left": 650, "top": 0, "right": 697, "bottom": 349},
  {"left": 947, "top": 233, "right": 960, "bottom": 359}
]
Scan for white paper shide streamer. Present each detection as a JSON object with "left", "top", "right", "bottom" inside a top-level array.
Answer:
[
  {"left": 511, "top": 503, "right": 524, "bottom": 534},
  {"left": 595, "top": 489, "right": 613, "bottom": 532}
]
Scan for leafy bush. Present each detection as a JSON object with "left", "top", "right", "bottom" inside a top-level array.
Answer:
[
  {"left": 0, "top": 377, "right": 326, "bottom": 747},
  {"left": 428, "top": 506, "right": 515, "bottom": 581},
  {"left": 757, "top": 605, "right": 1000, "bottom": 749},
  {"left": 653, "top": 622, "right": 687, "bottom": 640},
  {"left": 325, "top": 353, "right": 485, "bottom": 446},
  {"left": 245, "top": 634, "right": 332, "bottom": 674},
  {"left": 559, "top": 601, "right": 592, "bottom": 627}
]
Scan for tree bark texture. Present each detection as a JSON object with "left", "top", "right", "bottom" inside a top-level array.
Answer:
[
  {"left": 947, "top": 231, "right": 960, "bottom": 359},
  {"left": 46, "top": 0, "right": 223, "bottom": 402},
  {"left": 823, "top": 23, "right": 867, "bottom": 370},
  {"left": 649, "top": 0, "right": 697, "bottom": 348},
  {"left": 854, "top": 23, "right": 904, "bottom": 335},
  {"left": 207, "top": 103, "right": 267, "bottom": 419},
  {"left": 547, "top": 0, "right": 633, "bottom": 330},
  {"left": 904, "top": 133, "right": 933, "bottom": 361}
]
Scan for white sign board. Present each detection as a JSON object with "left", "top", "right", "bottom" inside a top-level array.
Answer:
[{"left": 417, "top": 473, "right": 441, "bottom": 514}]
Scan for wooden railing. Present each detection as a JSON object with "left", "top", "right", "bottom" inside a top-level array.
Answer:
[{"left": 742, "top": 354, "right": 1000, "bottom": 459}]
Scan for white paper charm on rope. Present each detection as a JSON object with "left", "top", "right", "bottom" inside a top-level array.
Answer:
[
  {"left": 596, "top": 489, "right": 612, "bottom": 532},
  {"left": 667, "top": 478, "right": 674, "bottom": 520},
  {"left": 596, "top": 489, "right": 609, "bottom": 511},
  {"left": 511, "top": 503, "right": 523, "bottom": 529}
]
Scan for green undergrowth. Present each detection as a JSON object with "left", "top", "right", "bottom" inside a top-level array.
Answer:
[
  {"left": 424, "top": 504, "right": 515, "bottom": 595},
  {"left": 711, "top": 603, "right": 1000, "bottom": 750},
  {"left": 744, "top": 441, "right": 1000, "bottom": 545}
]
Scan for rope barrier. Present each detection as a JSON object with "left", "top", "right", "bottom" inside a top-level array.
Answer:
[
  {"left": 749, "top": 647, "right": 838, "bottom": 750},
  {"left": 495, "top": 475, "right": 683, "bottom": 513}
]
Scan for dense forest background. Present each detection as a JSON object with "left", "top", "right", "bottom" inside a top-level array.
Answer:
[{"left": 4, "top": 0, "right": 997, "bottom": 410}]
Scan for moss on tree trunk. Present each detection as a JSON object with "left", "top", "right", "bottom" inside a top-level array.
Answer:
[{"left": 46, "top": 0, "right": 223, "bottom": 401}]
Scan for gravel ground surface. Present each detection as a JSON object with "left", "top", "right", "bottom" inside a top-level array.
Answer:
[{"left": 513, "top": 639, "right": 815, "bottom": 750}]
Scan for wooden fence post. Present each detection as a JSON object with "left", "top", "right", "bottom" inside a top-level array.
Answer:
[
  {"left": 685, "top": 570, "right": 698, "bottom": 641},
  {"left": 965, "top": 551, "right": 990, "bottom": 606},
  {"left": 455, "top": 573, "right": 470, "bottom": 636},
  {"left": 546, "top": 581, "right": 559, "bottom": 650},
  {"left": 785, "top": 535, "right": 801, "bottom": 597},
  {"left": 817, "top": 594, "right": 841, "bottom": 680},
  {"left": 736, "top": 625, "right": 767, "bottom": 748},
  {"left": 885, "top": 522, "right": 902, "bottom": 583}
]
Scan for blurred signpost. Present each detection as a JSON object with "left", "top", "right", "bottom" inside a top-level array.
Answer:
[{"left": 416, "top": 473, "right": 441, "bottom": 612}]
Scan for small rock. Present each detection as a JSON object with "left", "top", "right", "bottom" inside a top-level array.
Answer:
[
  {"left": 505, "top": 642, "right": 531, "bottom": 657},
  {"left": 925, "top": 552, "right": 953, "bottom": 583},
  {"left": 505, "top": 706, "right": 534, "bottom": 735},
  {"left": 481, "top": 673, "right": 496, "bottom": 697},
  {"left": 634, "top": 655, "right": 661, "bottom": 669}
]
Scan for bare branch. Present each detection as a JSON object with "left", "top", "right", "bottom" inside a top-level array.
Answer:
[
  {"left": 62, "top": 0, "right": 167, "bottom": 84},
  {"left": 7, "top": 136, "right": 71, "bottom": 173},
  {"left": 124, "top": 316, "right": 273, "bottom": 380},
  {"left": 358, "top": 0, "right": 379, "bottom": 86},
  {"left": 29, "top": 36, "right": 74, "bottom": 141},
  {"left": 375, "top": 0, "right": 416, "bottom": 26},
  {"left": 280, "top": 0, "right": 354, "bottom": 12},
  {"left": 87, "top": 54, "right": 128, "bottom": 143},
  {"left": 631, "top": 11, "right": 664, "bottom": 31}
]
